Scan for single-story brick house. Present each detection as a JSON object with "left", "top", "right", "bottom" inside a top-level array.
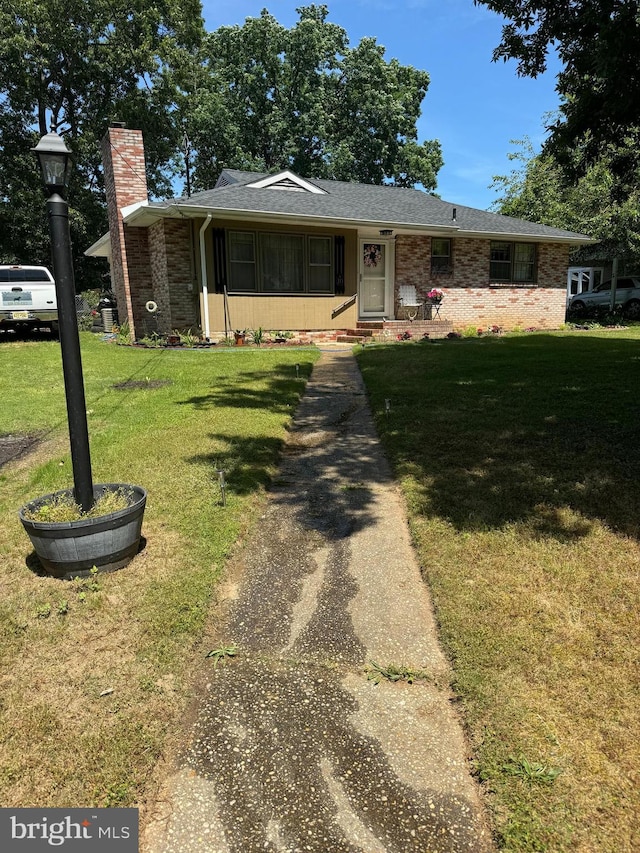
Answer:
[{"left": 86, "top": 124, "right": 593, "bottom": 339}]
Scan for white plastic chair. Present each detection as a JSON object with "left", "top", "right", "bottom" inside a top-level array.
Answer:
[{"left": 398, "top": 285, "right": 424, "bottom": 320}]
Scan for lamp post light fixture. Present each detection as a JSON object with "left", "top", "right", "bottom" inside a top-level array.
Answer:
[{"left": 32, "top": 131, "right": 94, "bottom": 513}]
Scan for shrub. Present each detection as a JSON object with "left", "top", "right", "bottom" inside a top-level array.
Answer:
[{"left": 250, "top": 327, "right": 265, "bottom": 346}]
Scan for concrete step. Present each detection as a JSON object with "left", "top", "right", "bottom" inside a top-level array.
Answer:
[
  {"left": 355, "top": 321, "right": 385, "bottom": 330},
  {"left": 336, "top": 334, "right": 366, "bottom": 343},
  {"left": 345, "top": 328, "right": 376, "bottom": 337}
]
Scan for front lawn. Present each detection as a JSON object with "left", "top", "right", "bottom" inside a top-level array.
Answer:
[
  {"left": 0, "top": 334, "right": 319, "bottom": 810},
  {"left": 357, "top": 329, "right": 640, "bottom": 853}
]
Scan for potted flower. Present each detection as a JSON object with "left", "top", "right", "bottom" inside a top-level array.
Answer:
[
  {"left": 427, "top": 288, "right": 444, "bottom": 303},
  {"left": 234, "top": 329, "right": 246, "bottom": 346}
]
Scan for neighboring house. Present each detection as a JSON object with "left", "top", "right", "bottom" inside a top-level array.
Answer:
[
  {"left": 87, "top": 124, "right": 594, "bottom": 339},
  {"left": 567, "top": 243, "right": 640, "bottom": 305}
]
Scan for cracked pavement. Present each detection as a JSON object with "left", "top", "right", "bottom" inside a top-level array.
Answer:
[{"left": 143, "top": 349, "right": 494, "bottom": 853}]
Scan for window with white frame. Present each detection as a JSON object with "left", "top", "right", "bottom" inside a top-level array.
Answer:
[{"left": 490, "top": 241, "right": 537, "bottom": 283}]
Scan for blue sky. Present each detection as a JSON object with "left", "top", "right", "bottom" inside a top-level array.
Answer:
[{"left": 200, "top": 0, "right": 562, "bottom": 211}]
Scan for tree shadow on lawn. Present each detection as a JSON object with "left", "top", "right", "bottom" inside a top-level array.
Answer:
[
  {"left": 185, "top": 358, "right": 390, "bottom": 664},
  {"left": 183, "top": 358, "right": 384, "bottom": 539},
  {"left": 190, "top": 427, "right": 382, "bottom": 540},
  {"left": 361, "top": 333, "right": 640, "bottom": 542},
  {"left": 176, "top": 363, "right": 311, "bottom": 417}
]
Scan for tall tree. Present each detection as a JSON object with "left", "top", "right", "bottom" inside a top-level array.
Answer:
[
  {"left": 492, "top": 138, "right": 640, "bottom": 258},
  {"left": 0, "top": 0, "right": 204, "bottom": 286},
  {"left": 474, "top": 1, "right": 640, "bottom": 173},
  {"left": 189, "top": 5, "right": 442, "bottom": 191}
]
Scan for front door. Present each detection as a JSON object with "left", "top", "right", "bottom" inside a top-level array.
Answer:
[{"left": 359, "top": 240, "right": 393, "bottom": 318}]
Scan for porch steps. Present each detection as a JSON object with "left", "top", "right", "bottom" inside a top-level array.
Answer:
[
  {"left": 356, "top": 319, "right": 454, "bottom": 340},
  {"left": 336, "top": 334, "right": 367, "bottom": 344},
  {"left": 256, "top": 320, "right": 455, "bottom": 346},
  {"left": 344, "top": 327, "right": 376, "bottom": 337}
]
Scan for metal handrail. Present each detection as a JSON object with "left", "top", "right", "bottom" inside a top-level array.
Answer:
[{"left": 331, "top": 293, "right": 356, "bottom": 318}]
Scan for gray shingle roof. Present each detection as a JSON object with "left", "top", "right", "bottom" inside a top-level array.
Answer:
[{"left": 151, "top": 169, "right": 592, "bottom": 242}]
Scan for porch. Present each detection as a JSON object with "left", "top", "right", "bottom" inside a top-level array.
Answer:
[{"left": 336, "top": 318, "right": 454, "bottom": 343}]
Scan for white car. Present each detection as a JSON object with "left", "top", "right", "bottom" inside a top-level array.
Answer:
[
  {"left": 568, "top": 277, "right": 640, "bottom": 318},
  {"left": 0, "top": 265, "right": 58, "bottom": 334}
]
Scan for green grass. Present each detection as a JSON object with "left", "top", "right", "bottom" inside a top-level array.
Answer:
[
  {"left": 0, "top": 333, "right": 319, "bottom": 809},
  {"left": 357, "top": 329, "right": 640, "bottom": 853}
]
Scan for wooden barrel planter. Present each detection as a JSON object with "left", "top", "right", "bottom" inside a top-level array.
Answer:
[{"left": 19, "top": 483, "right": 146, "bottom": 579}]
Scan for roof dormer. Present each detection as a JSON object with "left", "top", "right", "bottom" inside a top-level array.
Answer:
[{"left": 246, "top": 170, "right": 327, "bottom": 194}]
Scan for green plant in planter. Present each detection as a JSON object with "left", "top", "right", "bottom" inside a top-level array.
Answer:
[
  {"left": 22, "top": 487, "right": 132, "bottom": 523},
  {"left": 20, "top": 484, "right": 147, "bottom": 579}
]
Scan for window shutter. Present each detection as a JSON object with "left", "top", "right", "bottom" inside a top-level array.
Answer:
[
  {"left": 212, "top": 228, "right": 227, "bottom": 293},
  {"left": 335, "top": 235, "right": 345, "bottom": 295}
]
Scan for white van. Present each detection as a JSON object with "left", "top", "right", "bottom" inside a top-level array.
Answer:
[{"left": 0, "top": 265, "right": 58, "bottom": 335}]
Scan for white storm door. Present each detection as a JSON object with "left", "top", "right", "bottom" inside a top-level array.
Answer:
[{"left": 359, "top": 240, "right": 393, "bottom": 317}]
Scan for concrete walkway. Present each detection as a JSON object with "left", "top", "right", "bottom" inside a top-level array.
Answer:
[{"left": 144, "top": 349, "right": 494, "bottom": 853}]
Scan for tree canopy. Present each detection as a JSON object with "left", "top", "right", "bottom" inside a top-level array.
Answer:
[
  {"left": 478, "top": 1, "right": 640, "bottom": 262},
  {"left": 492, "top": 137, "right": 640, "bottom": 260},
  {"left": 0, "top": 0, "right": 205, "bottom": 286},
  {"left": 0, "top": 3, "right": 442, "bottom": 287},
  {"left": 184, "top": 5, "right": 443, "bottom": 191},
  {"left": 475, "top": 1, "right": 640, "bottom": 173}
]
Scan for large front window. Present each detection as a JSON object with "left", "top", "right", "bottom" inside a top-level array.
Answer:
[
  {"left": 490, "top": 241, "right": 537, "bottom": 283},
  {"left": 227, "top": 231, "right": 333, "bottom": 293}
]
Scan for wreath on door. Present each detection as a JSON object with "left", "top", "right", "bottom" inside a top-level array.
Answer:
[{"left": 363, "top": 244, "right": 382, "bottom": 268}]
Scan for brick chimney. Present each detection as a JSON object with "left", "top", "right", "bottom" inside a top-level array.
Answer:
[{"left": 101, "top": 123, "right": 151, "bottom": 339}]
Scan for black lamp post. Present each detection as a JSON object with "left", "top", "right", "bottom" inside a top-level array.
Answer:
[{"left": 32, "top": 131, "right": 94, "bottom": 513}]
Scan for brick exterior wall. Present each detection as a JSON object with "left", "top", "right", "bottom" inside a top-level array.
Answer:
[
  {"left": 123, "top": 228, "right": 154, "bottom": 335},
  {"left": 148, "top": 221, "right": 172, "bottom": 334},
  {"left": 395, "top": 235, "right": 571, "bottom": 329},
  {"left": 163, "top": 220, "right": 198, "bottom": 330},
  {"left": 102, "top": 126, "right": 199, "bottom": 337},
  {"left": 102, "top": 125, "right": 150, "bottom": 338},
  {"left": 147, "top": 220, "right": 198, "bottom": 334}
]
